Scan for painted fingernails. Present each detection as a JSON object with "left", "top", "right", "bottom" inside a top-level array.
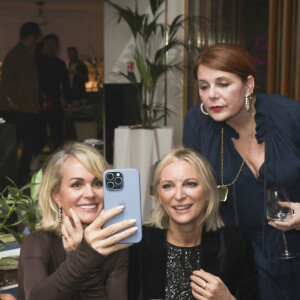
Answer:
[
  {"left": 128, "top": 219, "right": 136, "bottom": 225},
  {"left": 116, "top": 205, "right": 124, "bottom": 210},
  {"left": 129, "top": 227, "right": 138, "bottom": 232}
]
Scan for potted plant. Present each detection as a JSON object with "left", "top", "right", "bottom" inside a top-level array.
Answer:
[
  {"left": 105, "top": 0, "right": 193, "bottom": 219},
  {"left": 106, "top": 0, "right": 187, "bottom": 128},
  {"left": 0, "top": 170, "right": 42, "bottom": 288}
]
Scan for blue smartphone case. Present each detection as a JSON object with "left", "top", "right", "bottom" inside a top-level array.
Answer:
[{"left": 103, "top": 168, "right": 142, "bottom": 243}]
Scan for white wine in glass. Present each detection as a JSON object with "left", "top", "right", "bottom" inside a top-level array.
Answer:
[
  {"left": 266, "top": 187, "right": 299, "bottom": 260},
  {"left": 266, "top": 187, "right": 291, "bottom": 221}
]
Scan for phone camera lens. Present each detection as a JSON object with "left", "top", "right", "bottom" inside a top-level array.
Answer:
[
  {"left": 115, "top": 177, "right": 122, "bottom": 185},
  {"left": 106, "top": 173, "right": 114, "bottom": 181},
  {"left": 107, "top": 182, "right": 114, "bottom": 189}
]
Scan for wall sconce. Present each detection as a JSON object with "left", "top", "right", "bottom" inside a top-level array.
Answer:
[{"left": 36, "top": 1, "right": 48, "bottom": 25}]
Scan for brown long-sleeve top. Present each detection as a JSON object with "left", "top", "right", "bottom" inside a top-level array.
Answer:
[{"left": 17, "top": 230, "right": 128, "bottom": 300}]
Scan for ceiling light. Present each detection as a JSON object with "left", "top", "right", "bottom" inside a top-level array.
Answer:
[{"left": 36, "top": 1, "right": 48, "bottom": 26}]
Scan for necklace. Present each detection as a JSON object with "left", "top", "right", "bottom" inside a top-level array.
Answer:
[{"left": 218, "top": 113, "right": 254, "bottom": 202}]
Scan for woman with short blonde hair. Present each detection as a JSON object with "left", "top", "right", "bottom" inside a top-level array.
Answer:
[
  {"left": 18, "top": 142, "right": 136, "bottom": 300},
  {"left": 129, "top": 147, "right": 258, "bottom": 300},
  {"left": 37, "top": 142, "right": 107, "bottom": 234},
  {"left": 146, "top": 147, "right": 223, "bottom": 231}
]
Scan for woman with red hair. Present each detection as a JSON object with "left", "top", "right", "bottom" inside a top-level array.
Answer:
[{"left": 183, "top": 43, "right": 300, "bottom": 300}]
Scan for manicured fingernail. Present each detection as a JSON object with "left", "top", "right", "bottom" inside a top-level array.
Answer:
[
  {"left": 128, "top": 219, "right": 136, "bottom": 225},
  {"left": 130, "top": 227, "right": 138, "bottom": 232},
  {"left": 117, "top": 205, "right": 124, "bottom": 210},
  {"left": 70, "top": 208, "right": 73, "bottom": 213}
]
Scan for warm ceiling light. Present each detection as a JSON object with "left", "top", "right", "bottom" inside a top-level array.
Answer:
[{"left": 36, "top": 1, "right": 48, "bottom": 25}]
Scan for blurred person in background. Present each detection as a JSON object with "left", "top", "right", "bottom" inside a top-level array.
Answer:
[
  {"left": 0, "top": 22, "right": 42, "bottom": 186},
  {"left": 35, "top": 34, "right": 70, "bottom": 153}
]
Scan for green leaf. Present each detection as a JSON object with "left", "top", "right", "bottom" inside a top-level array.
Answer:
[
  {"left": 150, "top": 0, "right": 164, "bottom": 16},
  {"left": 0, "top": 233, "right": 16, "bottom": 244},
  {"left": 0, "top": 174, "right": 40, "bottom": 241},
  {"left": 105, "top": 0, "right": 145, "bottom": 40},
  {"left": 0, "top": 257, "right": 19, "bottom": 270},
  {"left": 30, "top": 169, "right": 43, "bottom": 201},
  {"left": 5, "top": 228, "right": 24, "bottom": 245},
  {"left": 106, "top": 0, "right": 198, "bottom": 128}
]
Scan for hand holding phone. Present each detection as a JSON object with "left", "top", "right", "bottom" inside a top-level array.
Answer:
[
  {"left": 84, "top": 205, "right": 138, "bottom": 256},
  {"left": 103, "top": 168, "right": 142, "bottom": 243}
]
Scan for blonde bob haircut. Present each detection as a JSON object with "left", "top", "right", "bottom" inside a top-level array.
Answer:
[
  {"left": 145, "top": 147, "right": 224, "bottom": 231},
  {"left": 36, "top": 142, "right": 107, "bottom": 235}
]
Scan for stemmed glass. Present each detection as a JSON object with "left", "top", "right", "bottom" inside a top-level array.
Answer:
[{"left": 266, "top": 187, "right": 299, "bottom": 259}]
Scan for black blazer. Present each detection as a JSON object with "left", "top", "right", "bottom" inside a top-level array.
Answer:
[{"left": 128, "top": 226, "right": 259, "bottom": 300}]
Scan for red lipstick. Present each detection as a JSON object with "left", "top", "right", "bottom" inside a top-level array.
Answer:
[{"left": 211, "top": 106, "right": 223, "bottom": 112}]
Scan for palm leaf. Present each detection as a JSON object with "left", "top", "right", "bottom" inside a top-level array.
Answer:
[
  {"left": 150, "top": 0, "right": 164, "bottom": 16},
  {"left": 106, "top": 0, "right": 145, "bottom": 40},
  {"left": 107, "top": 0, "right": 196, "bottom": 127},
  {"left": 30, "top": 169, "right": 43, "bottom": 202},
  {"left": 6, "top": 227, "right": 24, "bottom": 245}
]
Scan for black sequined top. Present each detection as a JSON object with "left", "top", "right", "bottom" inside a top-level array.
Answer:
[{"left": 165, "top": 242, "right": 201, "bottom": 300}]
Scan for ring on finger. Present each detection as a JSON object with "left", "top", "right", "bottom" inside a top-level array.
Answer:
[
  {"left": 202, "top": 281, "right": 207, "bottom": 289},
  {"left": 64, "top": 235, "right": 70, "bottom": 239}
]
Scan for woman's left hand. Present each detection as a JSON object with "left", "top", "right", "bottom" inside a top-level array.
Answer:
[
  {"left": 190, "top": 269, "right": 235, "bottom": 300},
  {"left": 0, "top": 294, "right": 16, "bottom": 300},
  {"left": 268, "top": 202, "right": 300, "bottom": 231},
  {"left": 62, "top": 208, "right": 84, "bottom": 252}
]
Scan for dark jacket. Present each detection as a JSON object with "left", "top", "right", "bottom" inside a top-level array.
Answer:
[
  {"left": 128, "top": 226, "right": 259, "bottom": 300},
  {"left": 183, "top": 93, "right": 300, "bottom": 299},
  {"left": 0, "top": 42, "right": 39, "bottom": 114},
  {"left": 36, "top": 55, "right": 70, "bottom": 108},
  {"left": 68, "top": 59, "right": 89, "bottom": 101}
]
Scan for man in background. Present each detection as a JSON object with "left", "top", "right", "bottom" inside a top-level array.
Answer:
[
  {"left": 65, "top": 46, "right": 89, "bottom": 140},
  {"left": 35, "top": 34, "right": 70, "bottom": 152},
  {"left": 0, "top": 22, "right": 42, "bottom": 187},
  {"left": 67, "top": 46, "right": 89, "bottom": 102}
]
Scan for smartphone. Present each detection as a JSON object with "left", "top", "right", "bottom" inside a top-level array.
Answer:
[{"left": 103, "top": 168, "right": 142, "bottom": 244}]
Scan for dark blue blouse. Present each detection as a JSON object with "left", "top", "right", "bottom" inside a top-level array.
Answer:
[{"left": 183, "top": 93, "right": 300, "bottom": 300}]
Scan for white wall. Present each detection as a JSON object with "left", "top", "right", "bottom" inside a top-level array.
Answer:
[{"left": 104, "top": 0, "right": 185, "bottom": 146}]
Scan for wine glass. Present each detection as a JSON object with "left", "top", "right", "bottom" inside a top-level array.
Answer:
[{"left": 266, "top": 187, "right": 299, "bottom": 259}]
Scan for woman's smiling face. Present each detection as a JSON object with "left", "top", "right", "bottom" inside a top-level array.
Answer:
[
  {"left": 158, "top": 160, "right": 207, "bottom": 229},
  {"left": 52, "top": 157, "right": 103, "bottom": 225},
  {"left": 197, "top": 64, "right": 254, "bottom": 122}
]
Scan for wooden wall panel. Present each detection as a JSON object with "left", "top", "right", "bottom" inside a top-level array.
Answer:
[{"left": 267, "top": 0, "right": 300, "bottom": 100}]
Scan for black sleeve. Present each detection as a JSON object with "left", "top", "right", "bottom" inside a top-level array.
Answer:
[
  {"left": 128, "top": 244, "right": 141, "bottom": 300},
  {"left": 234, "top": 230, "right": 260, "bottom": 300},
  {"left": 78, "top": 62, "right": 89, "bottom": 84},
  {"left": 182, "top": 107, "right": 202, "bottom": 150}
]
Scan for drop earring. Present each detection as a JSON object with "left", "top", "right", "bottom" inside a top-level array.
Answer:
[
  {"left": 200, "top": 103, "right": 209, "bottom": 115},
  {"left": 58, "top": 206, "right": 62, "bottom": 223},
  {"left": 245, "top": 94, "right": 252, "bottom": 112}
]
